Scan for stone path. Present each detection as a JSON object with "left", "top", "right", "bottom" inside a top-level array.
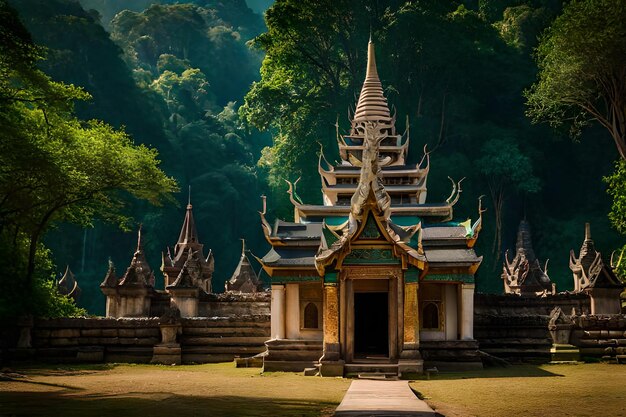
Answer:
[{"left": 333, "top": 380, "right": 437, "bottom": 416}]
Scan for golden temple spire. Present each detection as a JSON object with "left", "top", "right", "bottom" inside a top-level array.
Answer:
[{"left": 353, "top": 39, "right": 391, "bottom": 123}]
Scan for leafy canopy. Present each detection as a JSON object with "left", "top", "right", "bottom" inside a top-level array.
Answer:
[
  {"left": 0, "top": 0, "right": 176, "bottom": 317},
  {"left": 525, "top": 0, "right": 626, "bottom": 158}
]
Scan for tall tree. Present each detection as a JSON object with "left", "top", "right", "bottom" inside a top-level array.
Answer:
[
  {"left": 525, "top": 0, "right": 626, "bottom": 159},
  {"left": 0, "top": 0, "right": 176, "bottom": 316}
]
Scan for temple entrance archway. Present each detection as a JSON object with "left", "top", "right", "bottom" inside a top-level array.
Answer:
[{"left": 354, "top": 292, "right": 388, "bottom": 357}]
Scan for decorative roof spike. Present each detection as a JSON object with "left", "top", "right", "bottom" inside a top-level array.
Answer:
[
  {"left": 353, "top": 40, "right": 391, "bottom": 123},
  {"left": 137, "top": 223, "right": 143, "bottom": 251},
  {"left": 101, "top": 258, "right": 118, "bottom": 288},
  {"left": 119, "top": 227, "right": 155, "bottom": 288},
  {"left": 58, "top": 265, "right": 80, "bottom": 299},
  {"left": 502, "top": 220, "right": 553, "bottom": 295},
  {"left": 570, "top": 223, "right": 622, "bottom": 291},
  {"left": 176, "top": 194, "right": 200, "bottom": 249},
  {"left": 225, "top": 238, "right": 261, "bottom": 293}
]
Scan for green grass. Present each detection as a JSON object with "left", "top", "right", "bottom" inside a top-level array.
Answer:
[
  {"left": 1, "top": 363, "right": 624, "bottom": 416},
  {"left": 0, "top": 363, "right": 350, "bottom": 417},
  {"left": 410, "top": 363, "right": 626, "bottom": 417}
]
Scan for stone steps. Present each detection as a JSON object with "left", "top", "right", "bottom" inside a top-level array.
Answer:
[
  {"left": 180, "top": 336, "right": 269, "bottom": 346},
  {"left": 345, "top": 363, "right": 398, "bottom": 378}
]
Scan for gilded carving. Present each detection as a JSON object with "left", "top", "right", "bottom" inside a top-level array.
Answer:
[
  {"left": 403, "top": 282, "right": 418, "bottom": 343},
  {"left": 323, "top": 285, "right": 339, "bottom": 343},
  {"left": 343, "top": 267, "right": 401, "bottom": 280}
]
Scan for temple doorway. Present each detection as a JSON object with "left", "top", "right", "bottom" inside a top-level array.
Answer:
[{"left": 354, "top": 292, "right": 389, "bottom": 358}]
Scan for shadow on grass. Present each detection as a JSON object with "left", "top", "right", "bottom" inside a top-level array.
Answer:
[
  {"left": 412, "top": 364, "right": 564, "bottom": 381},
  {"left": 0, "top": 375, "right": 84, "bottom": 390},
  {"left": 0, "top": 391, "right": 338, "bottom": 417},
  {"left": 3, "top": 362, "right": 117, "bottom": 377}
]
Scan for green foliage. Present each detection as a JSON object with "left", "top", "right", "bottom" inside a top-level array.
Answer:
[
  {"left": 0, "top": 0, "right": 176, "bottom": 317},
  {"left": 605, "top": 160, "right": 626, "bottom": 235},
  {"left": 477, "top": 138, "right": 540, "bottom": 194},
  {"left": 110, "top": 3, "right": 262, "bottom": 104},
  {"left": 0, "top": 231, "right": 86, "bottom": 318},
  {"left": 525, "top": 0, "right": 626, "bottom": 158}
]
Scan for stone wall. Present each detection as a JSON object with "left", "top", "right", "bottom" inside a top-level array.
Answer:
[
  {"left": 474, "top": 292, "right": 626, "bottom": 362},
  {"left": 475, "top": 293, "right": 591, "bottom": 316},
  {"left": 473, "top": 293, "right": 591, "bottom": 362},
  {"left": 198, "top": 292, "right": 270, "bottom": 317},
  {"left": 475, "top": 313, "right": 552, "bottom": 361},
  {"left": 2, "top": 315, "right": 270, "bottom": 365},
  {"left": 571, "top": 314, "right": 626, "bottom": 359}
]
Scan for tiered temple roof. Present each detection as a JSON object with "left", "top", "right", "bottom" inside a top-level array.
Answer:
[
  {"left": 162, "top": 198, "right": 214, "bottom": 293},
  {"left": 570, "top": 223, "right": 622, "bottom": 292},
  {"left": 101, "top": 227, "right": 155, "bottom": 289},
  {"left": 258, "top": 40, "right": 482, "bottom": 280},
  {"left": 318, "top": 40, "right": 429, "bottom": 210},
  {"left": 502, "top": 220, "right": 554, "bottom": 296},
  {"left": 225, "top": 240, "right": 262, "bottom": 293}
]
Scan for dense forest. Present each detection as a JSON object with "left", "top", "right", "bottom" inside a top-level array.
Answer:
[{"left": 0, "top": 0, "right": 624, "bottom": 317}]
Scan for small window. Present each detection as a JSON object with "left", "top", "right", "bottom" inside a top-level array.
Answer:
[
  {"left": 303, "top": 302, "right": 319, "bottom": 329},
  {"left": 422, "top": 302, "right": 440, "bottom": 330}
]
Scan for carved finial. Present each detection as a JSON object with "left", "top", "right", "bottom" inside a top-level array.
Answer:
[
  {"left": 137, "top": 224, "right": 143, "bottom": 251},
  {"left": 405, "top": 114, "right": 410, "bottom": 139},
  {"left": 188, "top": 184, "right": 192, "bottom": 208},
  {"left": 585, "top": 222, "right": 591, "bottom": 241},
  {"left": 260, "top": 195, "right": 267, "bottom": 215},
  {"left": 241, "top": 238, "right": 246, "bottom": 256}
]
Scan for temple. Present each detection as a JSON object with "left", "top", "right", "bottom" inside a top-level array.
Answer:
[
  {"left": 502, "top": 220, "right": 555, "bottom": 296},
  {"left": 101, "top": 199, "right": 226, "bottom": 318},
  {"left": 257, "top": 40, "right": 484, "bottom": 376},
  {"left": 100, "top": 226, "right": 156, "bottom": 317},
  {"left": 162, "top": 197, "right": 214, "bottom": 294},
  {"left": 570, "top": 223, "right": 623, "bottom": 314}
]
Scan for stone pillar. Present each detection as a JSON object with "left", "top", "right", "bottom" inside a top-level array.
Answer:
[
  {"left": 285, "top": 283, "right": 300, "bottom": 339},
  {"left": 460, "top": 283, "right": 475, "bottom": 340},
  {"left": 319, "top": 283, "right": 344, "bottom": 376},
  {"left": 399, "top": 282, "right": 423, "bottom": 375},
  {"left": 151, "top": 308, "right": 182, "bottom": 365},
  {"left": 445, "top": 284, "right": 458, "bottom": 340},
  {"left": 271, "top": 285, "right": 286, "bottom": 339},
  {"left": 168, "top": 288, "right": 199, "bottom": 318}
]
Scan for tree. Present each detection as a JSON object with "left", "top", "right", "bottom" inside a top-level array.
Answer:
[
  {"left": 525, "top": 0, "right": 626, "bottom": 159},
  {"left": 0, "top": 0, "right": 177, "bottom": 316},
  {"left": 477, "top": 137, "right": 540, "bottom": 264}
]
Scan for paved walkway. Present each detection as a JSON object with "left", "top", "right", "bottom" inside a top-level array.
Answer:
[{"left": 333, "top": 380, "right": 437, "bottom": 416}]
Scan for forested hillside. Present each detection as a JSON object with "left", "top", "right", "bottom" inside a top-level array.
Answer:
[{"left": 1, "top": 0, "right": 623, "bottom": 316}]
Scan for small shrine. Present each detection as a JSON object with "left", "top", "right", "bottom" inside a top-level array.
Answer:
[
  {"left": 162, "top": 197, "right": 214, "bottom": 294},
  {"left": 225, "top": 240, "right": 263, "bottom": 293},
  {"left": 570, "top": 223, "right": 623, "bottom": 314},
  {"left": 100, "top": 226, "right": 155, "bottom": 317},
  {"left": 100, "top": 199, "right": 214, "bottom": 318},
  {"left": 502, "top": 220, "right": 555, "bottom": 296},
  {"left": 257, "top": 39, "right": 483, "bottom": 376}
]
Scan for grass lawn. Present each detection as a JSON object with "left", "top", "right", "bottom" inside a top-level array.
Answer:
[
  {"left": 411, "top": 363, "right": 626, "bottom": 417},
  {"left": 0, "top": 363, "right": 350, "bottom": 417},
  {"left": 1, "top": 362, "right": 625, "bottom": 416}
]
